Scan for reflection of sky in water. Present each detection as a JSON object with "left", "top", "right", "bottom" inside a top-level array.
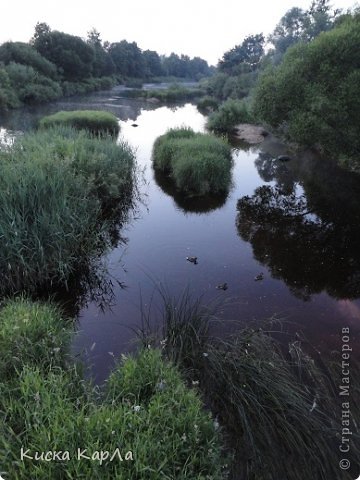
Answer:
[
  {"left": 0, "top": 95, "right": 359, "bottom": 383},
  {"left": 0, "top": 127, "right": 16, "bottom": 147}
]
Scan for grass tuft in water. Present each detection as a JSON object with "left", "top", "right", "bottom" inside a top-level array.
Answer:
[
  {"left": 152, "top": 127, "right": 232, "bottom": 196},
  {"left": 39, "top": 110, "right": 120, "bottom": 136}
]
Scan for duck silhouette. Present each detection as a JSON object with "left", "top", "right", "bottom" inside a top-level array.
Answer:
[
  {"left": 216, "top": 283, "right": 228, "bottom": 291},
  {"left": 254, "top": 273, "right": 264, "bottom": 281},
  {"left": 186, "top": 256, "right": 198, "bottom": 265}
]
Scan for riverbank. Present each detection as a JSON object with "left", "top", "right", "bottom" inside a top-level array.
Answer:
[{"left": 0, "top": 298, "right": 225, "bottom": 479}]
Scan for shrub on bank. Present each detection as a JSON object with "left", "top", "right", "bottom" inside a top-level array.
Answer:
[
  {"left": 39, "top": 110, "right": 120, "bottom": 136},
  {"left": 196, "top": 95, "right": 219, "bottom": 112},
  {"left": 152, "top": 127, "right": 232, "bottom": 195},
  {"left": 0, "top": 299, "right": 224, "bottom": 480},
  {"left": 207, "top": 98, "right": 254, "bottom": 133},
  {"left": 0, "top": 127, "right": 135, "bottom": 295},
  {"left": 252, "top": 13, "right": 360, "bottom": 165}
]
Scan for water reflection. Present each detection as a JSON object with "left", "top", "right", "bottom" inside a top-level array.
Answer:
[
  {"left": 153, "top": 168, "right": 228, "bottom": 214},
  {"left": 237, "top": 153, "right": 360, "bottom": 300}
]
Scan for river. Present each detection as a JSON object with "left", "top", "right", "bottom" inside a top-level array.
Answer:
[{"left": 1, "top": 85, "right": 359, "bottom": 383}]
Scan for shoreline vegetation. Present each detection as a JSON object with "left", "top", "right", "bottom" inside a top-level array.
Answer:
[
  {"left": 1, "top": 292, "right": 359, "bottom": 478},
  {"left": 199, "top": 4, "right": 360, "bottom": 170},
  {"left": 1, "top": 1, "right": 360, "bottom": 478},
  {"left": 0, "top": 123, "right": 135, "bottom": 296},
  {"left": 0, "top": 298, "right": 226, "bottom": 479},
  {"left": 0, "top": 23, "right": 213, "bottom": 111},
  {"left": 124, "top": 83, "right": 205, "bottom": 103}
]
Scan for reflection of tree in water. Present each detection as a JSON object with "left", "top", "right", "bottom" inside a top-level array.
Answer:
[
  {"left": 237, "top": 155, "right": 360, "bottom": 300},
  {"left": 254, "top": 152, "right": 296, "bottom": 195},
  {"left": 154, "top": 168, "right": 229, "bottom": 214}
]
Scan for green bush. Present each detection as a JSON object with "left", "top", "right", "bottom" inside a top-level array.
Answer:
[
  {"left": 39, "top": 110, "right": 120, "bottom": 136},
  {"left": 0, "top": 298, "right": 224, "bottom": 480},
  {"left": 0, "top": 66, "right": 20, "bottom": 109},
  {"left": 0, "top": 41, "right": 58, "bottom": 79},
  {"left": 4, "top": 62, "right": 62, "bottom": 104},
  {"left": 0, "top": 127, "right": 135, "bottom": 295},
  {"left": 152, "top": 127, "right": 232, "bottom": 195},
  {"left": 196, "top": 96, "right": 219, "bottom": 112},
  {"left": 253, "top": 13, "right": 360, "bottom": 164},
  {"left": 207, "top": 99, "right": 254, "bottom": 133}
]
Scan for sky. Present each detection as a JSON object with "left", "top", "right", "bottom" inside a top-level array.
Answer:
[{"left": 1, "top": 0, "right": 357, "bottom": 65}]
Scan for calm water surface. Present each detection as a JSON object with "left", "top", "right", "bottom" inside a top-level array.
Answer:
[{"left": 1, "top": 86, "right": 359, "bottom": 383}]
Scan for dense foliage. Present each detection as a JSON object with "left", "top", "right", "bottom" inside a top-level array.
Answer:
[
  {"left": 0, "top": 299, "right": 224, "bottom": 479},
  {"left": 0, "top": 127, "right": 135, "bottom": 295},
  {"left": 0, "top": 23, "right": 212, "bottom": 110},
  {"left": 253, "top": 13, "right": 360, "bottom": 162}
]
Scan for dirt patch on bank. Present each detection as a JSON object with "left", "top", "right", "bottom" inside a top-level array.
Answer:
[{"left": 233, "top": 124, "right": 268, "bottom": 144}]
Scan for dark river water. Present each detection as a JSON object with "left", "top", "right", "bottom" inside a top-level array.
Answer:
[{"left": 1, "top": 85, "right": 360, "bottom": 383}]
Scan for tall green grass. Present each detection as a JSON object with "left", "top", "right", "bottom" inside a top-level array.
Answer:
[
  {"left": 0, "top": 126, "right": 135, "bottom": 295},
  {"left": 39, "top": 110, "right": 120, "bottom": 136},
  {"left": 137, "top": 288, "right": 360, "bottom": 480},
  {"left": 0, "top": 298, "right": 225, "bottom": 480},
  {"left": 152, "top": 127, "right": 232, "bottom": 196}
]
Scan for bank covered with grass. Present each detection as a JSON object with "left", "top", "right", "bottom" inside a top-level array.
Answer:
[
  {"left": 148, "top": 289, "right": 360, "bottom": 480},
  {"left": 152, "top": 127, "right": 232, "bottom": 196},
  {"left": 39, "top": 110, "right": 120, "bottom": 136},
  {"left": 0, "top": 298, "right": 225, "bottom": 479},
  {"left": 0, "top": 124, "right": 135, "bottom": 296}
]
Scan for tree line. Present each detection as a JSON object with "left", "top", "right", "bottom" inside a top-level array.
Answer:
[
  {"left": 203, "top": 0, "right": 360, "bottom": 166},
  {"left": 0, "top": 22, "right": 212, "bottom": 109}
]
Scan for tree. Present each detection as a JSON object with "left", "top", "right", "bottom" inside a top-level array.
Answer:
[
  {"left": 268, "top": 0, "right": 341, "bottom": 60},
  {"left": 32, "top": 25, "right": 95, "bottom": 80},
  {"left": 86, "top": 28, "right": 115, "bottom": 77},
  {"left": 108, "top": 41, "right": 145, "bottom": 77},
  {"left": 253, "top": 13, "right": 360, "bottom": 163},
  {"left": 268, "top": 8, "right": 310, "bottom": 54},
  {"left": 0, "top": 41, "right": 58, "bottom": 78},
  {"left": 143, "top": 50, "right": 164, "bottom": 77},
  {"left": 218, "top": 34, "right": 265, "bottom": 74}
]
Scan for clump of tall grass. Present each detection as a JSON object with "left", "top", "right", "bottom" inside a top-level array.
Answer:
[
  {"left": 0, "top": 126, "right": 135, "bottom": 295},
  {"left": 39, "top": 110, "right": 120, "bottom": 136},
  {"left": 139, "top": 288, "right": 359, "bottom": 480},
  {"left": 0, "top": 297, "right": 70, "bottom": 380},
  {"left": 0, "top": 298, "right": 225, "bottom": 480},
  {"left": 207, "top": 99, "right": 254, "bottom": 133},
  {"left": 152, "top": 127, "right": 232, "bottom": 196}
]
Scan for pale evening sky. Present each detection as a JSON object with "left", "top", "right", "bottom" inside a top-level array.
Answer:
[{"left": 1, "top": 0, "right": 357, "bottom": 65}]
